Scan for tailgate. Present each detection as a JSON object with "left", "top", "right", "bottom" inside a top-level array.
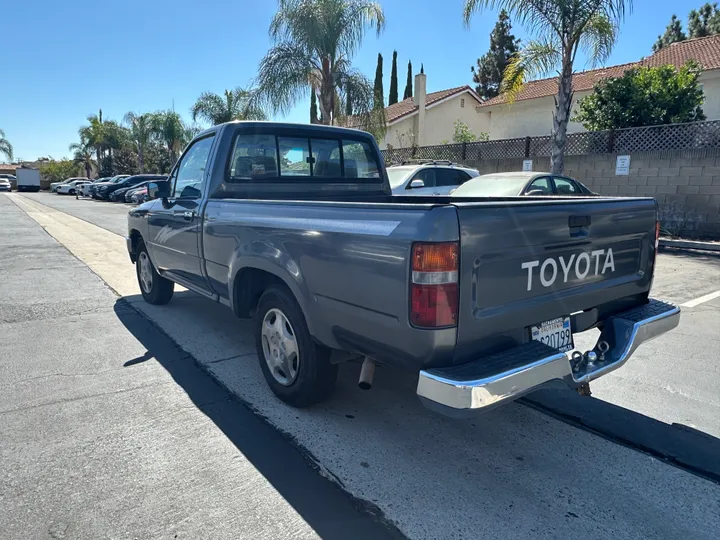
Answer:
[{"left": 453, "top": 197, "right": 657, "bottom": 363}]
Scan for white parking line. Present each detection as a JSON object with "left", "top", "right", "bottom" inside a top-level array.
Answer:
[{"left": 681, "top": 290, "right": 720, "bottom": 308}]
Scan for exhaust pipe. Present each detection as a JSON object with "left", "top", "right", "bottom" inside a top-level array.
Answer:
[{"left": 358, "top": 358, "right": 375, "bottom": 390}]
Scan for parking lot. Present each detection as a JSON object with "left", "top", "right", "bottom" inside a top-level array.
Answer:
[{"left": 3, "top": 191, "right": 720, "bottom": 539}]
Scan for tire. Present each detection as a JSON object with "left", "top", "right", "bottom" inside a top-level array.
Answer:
[
  {"left": 254, "top": 285, "right": 337, "bottom": 407},
  {"left": 69, "top": 189, "right": 75, "bottom": 195},
  {"left": 136, "top": 241, "right": 174, "bottom": 305}
]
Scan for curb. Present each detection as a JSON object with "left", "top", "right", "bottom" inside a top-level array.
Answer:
[
  {"left": 659, "top": 238, "right": 720, "bottom": 252},
  {"left": 521, "top": 389, "right": 720, "bottom": 485}
]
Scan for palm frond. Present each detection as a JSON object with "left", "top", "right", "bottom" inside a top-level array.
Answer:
[
  {"left": 255, "top": 43, "right": 317, "bottom": 116},
  {"left": 580, "top": 13, "right": 617, "bottom": 67},
  {"left": 462, "top": 1, "right": 563, "bottom": 38},
  {"left": 335, "top": 69, "right": 386, "bottom": 138},
  {"left": 191, "top": 92, "right": 228, "bottom": 124},
  {"left": 0, "top": 129, "right": 13, "bottom": 161},
  {"left": 501, "top": 39, "right": 561, "bottom": 102}
]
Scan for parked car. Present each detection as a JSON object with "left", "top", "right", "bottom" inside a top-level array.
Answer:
[
  {"left": 125, "top": 185, "right": 148, "bottom": 202},
  {"left": 50, "top": 177, "right": 88, "bottom": 193},
  {"left": 57, "top": 179, "right": 91, "bottom": 195},
  {"left": 387, "top": 161, "right": 479, "bottom": 196},
  {"left": 126, "top": 121, "right": 679, "bottom": 415},
  {"left": 80, "top": 177, "right": 110, "bottom": 198},
  {"left": 105, "top": 175, "right": 167, "bottom": 201},
  {"left": 108, "top": 174, "right": 167, "bottom": 202},
  {"left": 450, "top": 172, "right": 595, "bottom": 197},
  {"left": 130, "top": 187, "right": 149, "bottom": 204},
  {"left": 0, "top": 177, "right": 11, "bottom": 191},
  {"left": 91, "top": 175, "right": 130, "bottom": 199}
]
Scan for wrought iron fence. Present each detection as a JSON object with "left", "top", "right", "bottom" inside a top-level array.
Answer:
[{"left": 380, "top": 120, "right": 720, "bottom": 165}]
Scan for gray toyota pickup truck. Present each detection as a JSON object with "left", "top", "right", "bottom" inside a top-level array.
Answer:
[{"left": 126, "top": 121, "right": 680, "bottom": 415}]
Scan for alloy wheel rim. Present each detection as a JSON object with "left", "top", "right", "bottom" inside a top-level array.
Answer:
[
  {"left": 138, "top": 252, "right": 153, "bottom": 293},
  {"left": 261, "top": 308, "right": 299, "bottom": 386}
]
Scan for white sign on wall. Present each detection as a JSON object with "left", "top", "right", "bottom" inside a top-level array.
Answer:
[
  {"left": 522, "top": 159, "right": 533, "bottom": 171},
  {"left": 615, "top": 155, "right": 631, "bottom": 175}
]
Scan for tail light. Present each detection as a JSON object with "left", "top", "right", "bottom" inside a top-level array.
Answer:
[
  {"left": 655, "top": 221, "right": 660, "bottom": 250},
  {"left": 410, "top": 242, "right": 459, "bottom": 328}
]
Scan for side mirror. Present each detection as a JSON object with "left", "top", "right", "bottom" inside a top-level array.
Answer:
[
  {"left": 525, "top": 189, "right": 545, "bottom": 196},
  {"left": 409, "top": 179, "right": 425, "bottom": 189},
  {"left": 147, "top": 181, "right": 170, "bottom": 200}
]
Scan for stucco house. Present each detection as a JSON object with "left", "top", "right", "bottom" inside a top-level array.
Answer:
[
  {"left": 378, "top": 73, "right": 485, "bottom": 149},
  {"left": 476, "top": 35, "right": 720, "bottom": 139}
]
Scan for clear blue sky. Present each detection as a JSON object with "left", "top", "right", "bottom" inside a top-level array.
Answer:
[{"left": 1, "top": 0, "right": 686, "bottom": 161}]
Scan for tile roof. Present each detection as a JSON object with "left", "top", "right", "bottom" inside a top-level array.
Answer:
[
  {"left": 642, "top": 34, "right": 720, "bottom": 70},
  {"left": 480, "top": 34, "right": 720, "bottom": 107},
  {"left": 385, "top": 85, "right": 480, "bottom": 122}
]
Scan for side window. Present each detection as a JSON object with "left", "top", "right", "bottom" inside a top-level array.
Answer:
[
  {"left": 311, "top": 138, "right": 342, "bottom": 177},
  {"left": 341, "top": 141, "right": 380, "bottom": 179},
  {"left": 278, "top": 137, "right": 311, "bottom": 176},
  {"left": 554, "top": 177, "right": 581, "bottom": 195},
  {"left": 436, "top": 168, "right": 471, "bottom": 187},
  {"left": 172, "top": 136, "right": 215, "bottom": 199},
  {"left": 409, "top": 168, "right": 436, "bottom": 188},
  {"left": 526, "top": 177, "right": 552, "bottom": 195},
  {"left": 229, "top": 134, "right": 278, "bottom": 180}
]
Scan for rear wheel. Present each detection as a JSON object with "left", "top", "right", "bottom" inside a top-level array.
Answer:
[
  {"left": 136, "top": 242, "right": 174, "bottom": 305},
  {"left": 254, "top": 286, "right": 337, "bottom": 407}
]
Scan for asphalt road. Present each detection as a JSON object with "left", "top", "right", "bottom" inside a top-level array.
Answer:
[
  {"left": 0, "top": 195, "right": 400, "bottom": 539},
  {"left": 24, "top": 191, "right": 720, "bottom": 436},
  {"left": 4, "top": 192, "right": 720, "bottom": 539}
]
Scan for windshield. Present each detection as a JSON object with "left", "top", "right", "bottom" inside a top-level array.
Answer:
[
  {"left": 386, "top": 167, "right": 414, "bottom": 189},
  {"left": 451, "top": 174, "right": 530, "bottom": 197}
]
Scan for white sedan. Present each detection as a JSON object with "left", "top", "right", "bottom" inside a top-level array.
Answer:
[
  {"left": 387, "top": 161, "right": 479, "bottom": 196},
  {"left": 56, "top": 180, "right": 91, "bottom": 195}
]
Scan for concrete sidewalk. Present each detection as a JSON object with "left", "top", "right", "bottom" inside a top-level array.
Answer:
[{"left": 0, "top": 196, "right": 399, "bottom": 539}]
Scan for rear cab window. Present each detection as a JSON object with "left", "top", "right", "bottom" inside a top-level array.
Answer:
[{"left": 226, "top": 129, "right": 381, "bottom": 184}]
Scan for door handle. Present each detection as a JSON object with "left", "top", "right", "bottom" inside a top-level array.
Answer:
[{"left": 174, "top": 210, "right": 196, "bottom": 221}]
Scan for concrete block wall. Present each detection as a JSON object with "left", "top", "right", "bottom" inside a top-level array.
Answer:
[{"left": 464, "top": 148, "right": 720, "bottom": 239}]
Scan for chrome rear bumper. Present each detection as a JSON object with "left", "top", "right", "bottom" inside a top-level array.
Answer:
[{"left": 417, "top": 299, "right": 680, "bottom": 415}]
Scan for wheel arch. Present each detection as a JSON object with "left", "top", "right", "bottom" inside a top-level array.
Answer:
[{"left": 229, "top": 263, "right": 316, "bottom": 337}]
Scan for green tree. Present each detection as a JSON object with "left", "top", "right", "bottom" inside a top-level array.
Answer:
[
  {"left": 124, "top": 112, "right": 153, "bottom": 172},
  {"left": 68, "top": 138, "right": 96, "bottom": 178},
  {"left": 373, "top": 52, "right": 384, "bottom": 109},
  {"left": 150, "top": 110, "right": 189, "bottom": 165},
  {"left": 470, "top": 9, "right": 519, "bottom": 100},
  {"left": 0, "top": 128, "right": 13, "bottom": 161},
  {"left": 452, "top": 119, "right": 489, "bottom": 143},
  {"left": 688, "top": 3, "right": 720, "bottom": 37},
  {"left": 310, "top": 89, "right": 319, "bottom": 123},
  {"left": 144, "top": 141, "right": 173, "bottom": 174},
  {"left": 389, "top": 50, "right": 399, "bottom": 105},
  {"left": 403, "top": 60, "right": 413, "bottom": 100},
  {"left": 78, "top": 111, "right": 106, "bottom": 163},
  {"left": 463, "top": 0, "right": 631, "bottom": 175},
  {"left": 575, "top": 62, "right": 706, "bottom": 130},
  {"left": 191, "top": 87, "right": 267, "bottom": 126},
  {"left": 255, "top": 0, "right": 386, "bottom": 136},
  {"left": 40, "top": 160, "right": 82, "bottom": 183},
  {"left": 653, "top": 15, "right": 687, "bottom": 52}
]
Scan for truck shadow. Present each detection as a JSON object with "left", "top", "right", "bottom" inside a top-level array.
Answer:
[{"left": 113, "top": 293, "right": 720, "bottom": 539}]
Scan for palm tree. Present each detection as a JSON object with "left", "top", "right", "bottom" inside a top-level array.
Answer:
[
  {"left": 463, "top": 0, "right": 631, "bottom": 174},
  {"left": 255, "top": 0, "right": 386, "bottom": 136},
  {"left": 150, "top": 111, "right": 188, "bottom": 165},
  {"left": 191, "top": 87, "right": 267, "bottom": 126},
  {"left": 69, "top": 138, "right": 96, "bottom": 178},
  {"left": 124, "top": 112, "right": 153, "bottom": 172},
  {"left": 79, "top": 112, "right": 106, "bottom": 163},
  {"left": 0, "top": 129, "right": 13, "bottom": 161}
]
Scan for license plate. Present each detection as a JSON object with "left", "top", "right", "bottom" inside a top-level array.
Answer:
[{"left": 530, "top": 317, "right": 574, "bottom": 353}]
